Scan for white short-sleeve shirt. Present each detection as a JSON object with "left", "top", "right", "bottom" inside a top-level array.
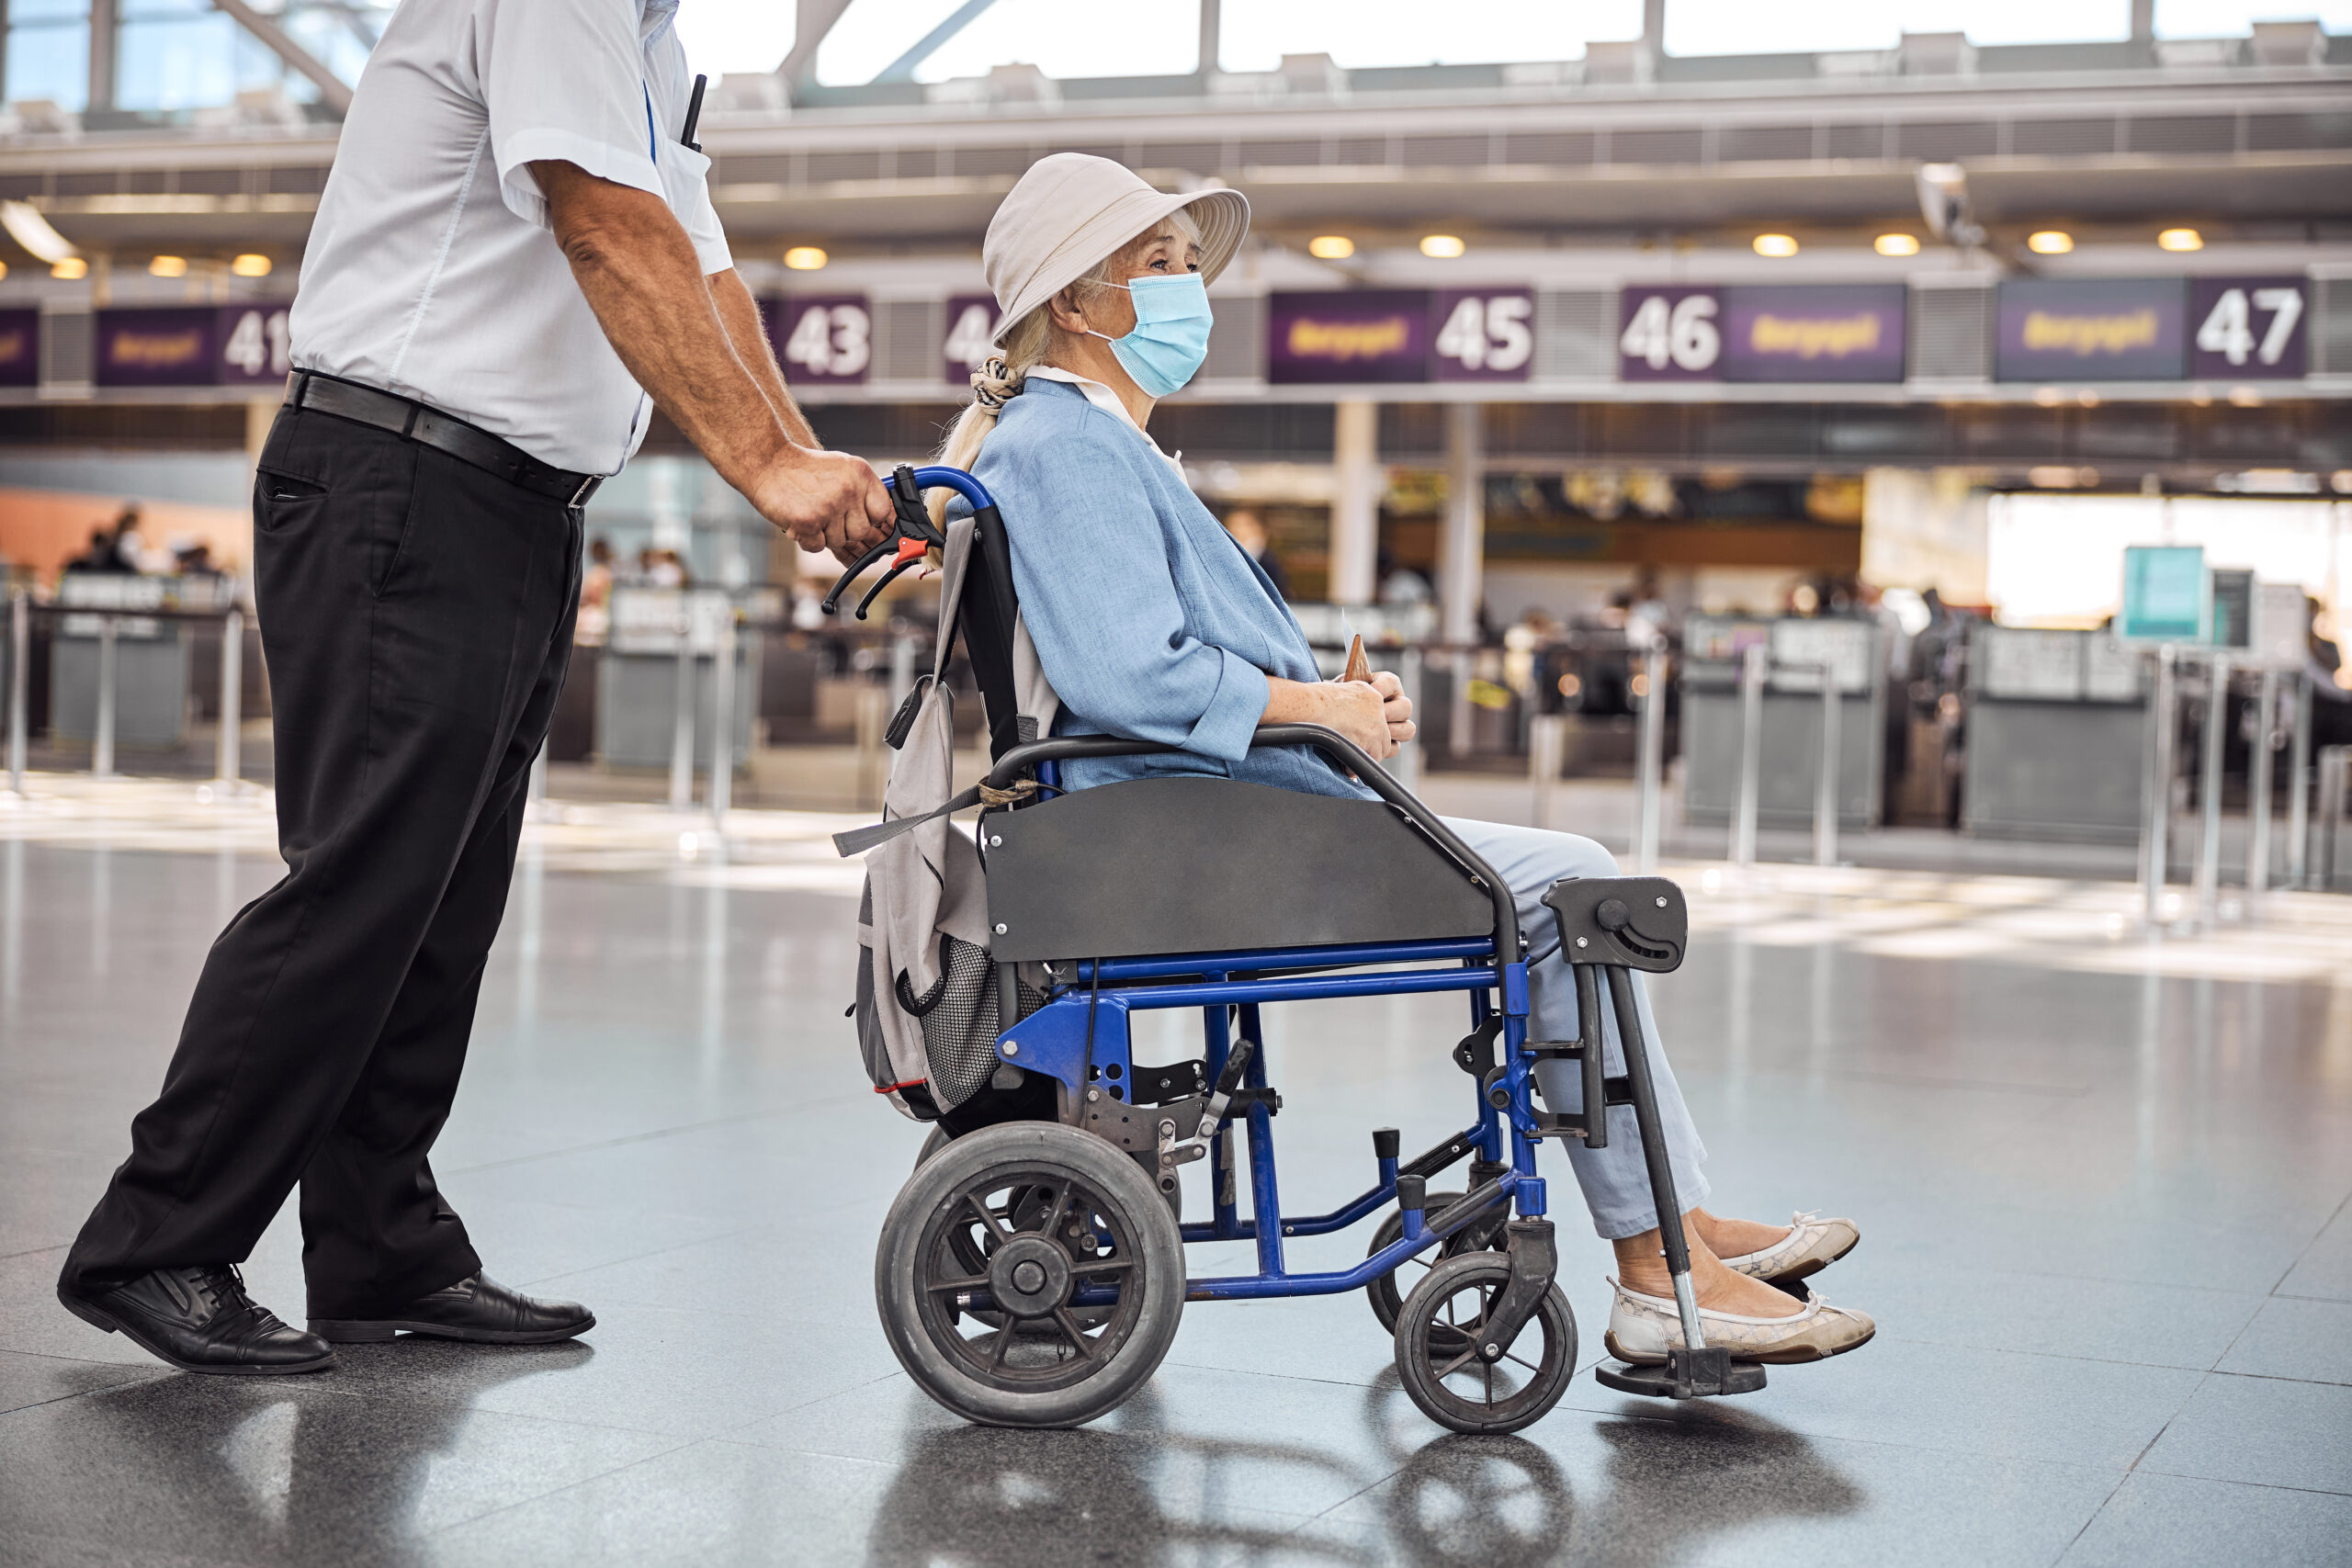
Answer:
[{"left": 289, "top": 0, "right": 729, "bottom": 474}]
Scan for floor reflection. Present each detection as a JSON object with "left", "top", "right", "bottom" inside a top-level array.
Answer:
[
  {"left": 865, "top": 1387, "right": 1370, "bottom": 1568},
  {"left": 56, "top": 1341, "right": 594, "bottom": 1562}
]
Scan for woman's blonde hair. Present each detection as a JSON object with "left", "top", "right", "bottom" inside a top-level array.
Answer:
[{"left": 929, "top": 208, "right": 1201, "bottom": 526}]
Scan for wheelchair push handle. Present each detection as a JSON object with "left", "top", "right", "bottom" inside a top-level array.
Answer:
[{"left": 820, "top": 465, "right": 1001, "bottom": 620}]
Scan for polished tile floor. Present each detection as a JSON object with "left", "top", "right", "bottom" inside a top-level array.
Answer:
[{"left": 2, "top": 782, "right": 2349, "bottom": 1567}]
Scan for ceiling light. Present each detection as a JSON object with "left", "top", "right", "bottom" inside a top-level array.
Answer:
[
  {"left": 1873, "top": 233, "right": 1920, "bottom": 257},
  {"left": 51, "top": 257, "right": 87, "bottom": 280},
  {"left": 2157, "top": 228, "right": 2202, "bottom": 252},
  {"left": 231, "top": 253, "right": 272, "bottom": 277},
  {"left": 783, "top": 246, "right": 828, "bottom": 271},
  {"left": 2029, "top": 466, "right": 2080, "bottom": 489},
  {"left": 1419, "top": 234, "right": 1465, "bottom": 258},
  {"left": 2033, "top": 387, "right": 2063, "bottom": 407},
  {"left": 1, "top": 199, "right": 76, "bottom": 265},
  {"left": 2229, "top": 386, "right": 2262, "bottom": 408},
  {"left": 1306, "top": 234, "right": 1354, "bottom": 260},
  {"left": 1752, "top": 233, "right": 1798, "bottom": 257},
  {"left": 2027, "top": 231, "right": 2073, "bottom": 254},
  {"left": 149, "top": 254, "right": 187, "bottom": 277}
]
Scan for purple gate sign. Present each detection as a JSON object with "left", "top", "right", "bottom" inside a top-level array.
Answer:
[
  {"left": 0, "top": 310, "right": 37, "bottom": 388},
  {"left": 1267, "top": 291, "right": 1431, "bottom": 384},
  {"left": 1996, "top": 277, "right": 2187, "bottom": 382},
  {"left": 1718, "top": 285, "right": 1905, "bottom": 383}
]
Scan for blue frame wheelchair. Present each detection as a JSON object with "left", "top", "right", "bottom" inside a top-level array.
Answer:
[{"left": 844, "top": 468, "right": 1765, "bottom": 1432}]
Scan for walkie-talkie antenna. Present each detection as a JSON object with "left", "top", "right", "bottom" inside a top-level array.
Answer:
[{"left": 681, "top": 73, "right": 707, "bottom": 152}]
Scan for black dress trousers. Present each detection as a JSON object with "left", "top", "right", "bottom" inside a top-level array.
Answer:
[{"left": 62, "top": 403, "right": 582, "bottom": 1318}]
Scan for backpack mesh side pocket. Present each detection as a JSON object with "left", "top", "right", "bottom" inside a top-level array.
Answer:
[{"left": 898, "top": 935, "right": 1047, "bottom": 1111}]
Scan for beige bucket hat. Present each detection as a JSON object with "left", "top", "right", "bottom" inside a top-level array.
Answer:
[{"left": 982, "top": 153, "right": 1250, "bottom": 344}]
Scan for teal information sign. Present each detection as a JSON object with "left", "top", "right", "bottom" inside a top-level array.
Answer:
[{"left": 2119, "top": 546, "right": 2208, "bottom": 643}]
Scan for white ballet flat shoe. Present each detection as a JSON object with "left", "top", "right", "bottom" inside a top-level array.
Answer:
[
  {"left": 1602, "top": 1278, "right": 1876, "bottom": 1366},
  {"left": 1718, "top": 1212, "right": 1860, "bottom": 1287}
]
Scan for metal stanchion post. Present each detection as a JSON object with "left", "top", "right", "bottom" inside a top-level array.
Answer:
[
  {"left": 2143, "top": 646, "right": 2177, "bottom": 926},
  {"left": 215, "top": 607, "right": 243, "bottom": 789},
  {"left": 1449, "top": 648, "right": 1474, "bottom": 760},
  {"left": 708, "top": 597, "right": 737, "bottom": 835},
  {"left": 2248, "top": 665, "right": 2278, "bottom": 897},
  {"left": 93, "top": 615, "right": 119, "bottom": 779},
  {"left": 1528, "top": 712, "right": 1566, "bottom": 831},
  {"left": 1733, "top": 643, "right": 1765, "bottom": 869},
  {"left": 668, "top": 607, "right": 696, "bottom": 811},
  {"left": 854, "top": 682, "right": 888, "bottom": 811},
  {"left": 2317, "top": 748, "right": 2348, "bottom": 893},
  {"left": 6, "top": 588, "right": 26, "bottom": 795},
  {"left": 2194, "top": 652, "right": 2227, "bottom": 921},
  {"left": 1634, "top": 639, "right": 1666, "bottom": 873},
  {"left": 1814, "top": 660, "right": 1841, "bottom": 868},
  {"left": 888, "top": 631, "right": 916, "bottom": 714},
  {"left": 2288, "top": 672, "right": 2312, "bottom": 889}
]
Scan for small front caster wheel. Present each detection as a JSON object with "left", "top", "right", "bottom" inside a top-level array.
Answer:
[
  {"left": 876, "top": 1121, "right": 1184, "bottom": 1428},
  {"left": 1394, "top": 1252, "right": 1577, "bottom": 1436},
  {"left": 1364, "top": 1190, "right": 1504, "bottom": 1337}
]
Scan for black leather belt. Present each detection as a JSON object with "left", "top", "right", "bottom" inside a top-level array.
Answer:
[{"left": 285, "top": 371, "right": 605, "bottom": 509}]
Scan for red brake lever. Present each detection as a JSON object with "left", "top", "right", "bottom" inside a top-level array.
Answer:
[{"left": 891, "top": 534, "right": 930, "bottom": 570}]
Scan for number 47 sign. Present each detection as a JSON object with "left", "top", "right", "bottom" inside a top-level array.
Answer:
[{"left": 2190, "top": 276, "right": 2307, "bottom": 379}]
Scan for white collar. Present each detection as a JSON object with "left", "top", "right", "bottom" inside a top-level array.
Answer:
[{"left": 1027, "top": 366, "right": 1182, "bottom": 469}]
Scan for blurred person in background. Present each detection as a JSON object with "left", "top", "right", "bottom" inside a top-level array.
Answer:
[
  {"left": 1223, "top": 507, "right": 1290, "bottom": 600},
  {"left": 930, "top": 153, "right": 1876, "bottom": 1367},
  {"left": 57, "top": 0, "right": 893, "bottom": 1378}
]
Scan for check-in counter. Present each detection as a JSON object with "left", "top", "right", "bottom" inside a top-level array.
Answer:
[
  {"left": 594, "top": 587, "right": 772, "bottom": 771},
  {"left": 48, "top": 573, "right": 232, "bottom": 749},
  {"left": 1680, "top": 615, "right": 1885, "bottom": 829},
  {"left": 1960, "top": 626, "right": 2147, "bottom": 843}
]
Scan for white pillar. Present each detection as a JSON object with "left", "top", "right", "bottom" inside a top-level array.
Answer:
[
  {"left": 1329, "top": 400, "right": 1379, "bottom": 606},
  {"left": 1439, "top": 401, "right": 1484, "bottom": 646}
]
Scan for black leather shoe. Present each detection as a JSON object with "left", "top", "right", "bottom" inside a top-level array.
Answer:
[
  {"left": 310, "top": 1272, "right": 594, "bottom": 1345},
  {"left": 59, "top": 1265, "right": 335, "bottom": 1376}
]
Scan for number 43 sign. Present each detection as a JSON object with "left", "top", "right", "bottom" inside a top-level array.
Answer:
[
  {"left": 764, "top": 296, "right": 871, "bottom": 384},
  {"left": 2190, "top": 276, "right": 2307, "bottom": 380}
]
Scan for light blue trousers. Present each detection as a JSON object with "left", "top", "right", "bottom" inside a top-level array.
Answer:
[{"left": 1443, "top": 819, "right": 1712, "bottom": 1240}]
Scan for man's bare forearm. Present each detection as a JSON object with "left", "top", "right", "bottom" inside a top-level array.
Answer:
[
  {"left": 710, "top": 268, "right": 818, "bottom": 448},
  {"left": 532, "top": 161, "right": 786, "bottom": 491}
]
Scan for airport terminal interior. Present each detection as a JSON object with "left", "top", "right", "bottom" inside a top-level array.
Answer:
[{"left": 2, "top": 1, "right": 2350, "bottom": 1564}]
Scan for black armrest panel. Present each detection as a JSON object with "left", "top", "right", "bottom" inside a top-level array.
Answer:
[{"left": 983, "top": 775, "right": 1497, "bottom": 964}]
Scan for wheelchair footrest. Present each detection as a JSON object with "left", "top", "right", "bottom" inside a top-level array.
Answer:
[{"left": 1594, "top": 1348, "right": 1768, "bottom": 1400}]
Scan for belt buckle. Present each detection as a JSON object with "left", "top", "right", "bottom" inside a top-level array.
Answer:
[{"left": 568, "top": 475, "right": 602, "bottom": 509}]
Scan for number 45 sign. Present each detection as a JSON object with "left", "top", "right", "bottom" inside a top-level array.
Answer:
[
  {"left": 1430, "top": 290, "right": 1535, "bottom": 381},
  {"left": 2190, "top": 276, "right": 2307, "bottom": 380}
]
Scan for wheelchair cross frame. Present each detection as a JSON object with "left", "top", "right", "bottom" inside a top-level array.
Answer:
[{"left": 982, "top": 729, "right": 1764, "bottom": 1403}]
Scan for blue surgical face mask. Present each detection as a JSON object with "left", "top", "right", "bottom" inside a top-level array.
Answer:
[{"left": 1087, "top": 273, "right": 1214, "bottom": 398}]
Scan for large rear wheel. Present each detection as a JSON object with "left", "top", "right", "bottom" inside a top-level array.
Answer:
[{"left": 876, "top": 1122, "right": 1184, "bottom": 1428}]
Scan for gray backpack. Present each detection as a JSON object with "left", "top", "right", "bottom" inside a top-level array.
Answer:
[{"left": 840, "top": 518, "right": 1053, "bottom": 1122}]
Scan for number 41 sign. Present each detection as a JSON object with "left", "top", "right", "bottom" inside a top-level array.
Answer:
[{"left": 2190, "top": 276, "right": 2307, "bottom": 380}]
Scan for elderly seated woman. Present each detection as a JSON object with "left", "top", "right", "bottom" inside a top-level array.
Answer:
[{"left": 942, "top": 154, "right": 1874, "bottom": 1368}]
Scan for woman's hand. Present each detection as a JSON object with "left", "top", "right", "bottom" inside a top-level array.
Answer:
[
  {"left": 1370, "top": 670, "right": 1417, "bottom": 750},
  {"left": 1263, "top": 675, "right": 1398, "bottom": 761}
]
